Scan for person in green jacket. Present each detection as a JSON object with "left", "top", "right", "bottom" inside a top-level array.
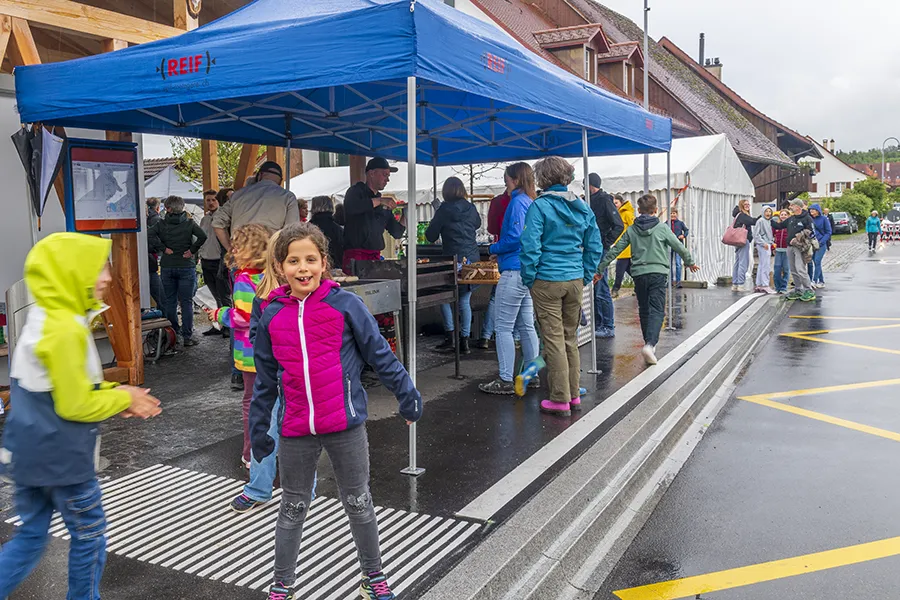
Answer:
[
  {"left": 595, "top": 194, "right": 699, "bottom": 365},
  {"left": 148, "top": 195, "right": 207, "bottom": 346},
  {"left": 0, "top": 233, "right": 161, "bottom": 599}
]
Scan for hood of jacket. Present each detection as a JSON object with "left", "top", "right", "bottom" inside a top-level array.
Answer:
[
  {"left": 634, "top": 214, "right": 660, "bottom": 234},
  {"left": 25, "top": 233, "right": 110, "bottom": 316},
  {"left": 541, "top": 185, "right": 593, "bottom": 226},
  {"left": 163, "top": 211, "right": 188, "bottom": 225},
  {"left": 618, "top": 200, "right": 634, "bottom": 221},
  {"left": 809, "top": 203, "right": 824, "bottom": 215}
]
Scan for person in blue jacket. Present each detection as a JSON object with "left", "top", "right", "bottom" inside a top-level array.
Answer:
[
  {"left": 520, "top": 156, "right": 602, "bottom": 416},
  {"left": 425, "top": 176, "right": 483, "bottom": 355},
  {"left": 807, "top": 203, "right": 832, "bottom": 288},
  {"left": 866, "top": 210, "right": 882, "bottom": 252},
  {"left": 479, "top": 162, "right": 541, "bottom": 396}
]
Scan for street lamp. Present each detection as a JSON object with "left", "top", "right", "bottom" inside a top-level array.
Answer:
[{"left": 882, "top": 137, "right": 899, "bottom": 186}]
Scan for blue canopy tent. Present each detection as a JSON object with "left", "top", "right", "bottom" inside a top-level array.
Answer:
[{"left": 14, "top": 0, "right": 671, "bottom": 475}]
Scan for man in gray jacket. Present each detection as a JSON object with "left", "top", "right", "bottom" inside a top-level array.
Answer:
[{"left": 212, "top": 161, "right": 299, "bottom": 251}]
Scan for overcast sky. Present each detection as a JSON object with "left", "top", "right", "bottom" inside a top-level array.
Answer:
[
  {"left": 600, "top": 0, "right": 900, "bottom": 153},
  {"left": 143, "top": 0, "right": 900, "bottom": 158}
]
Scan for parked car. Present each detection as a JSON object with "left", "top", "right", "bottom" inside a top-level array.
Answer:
[{"left": 831, "top": 211, "right": 857, "bottom": 234}]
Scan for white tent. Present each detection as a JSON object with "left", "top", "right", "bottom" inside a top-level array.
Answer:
[
  {"left": 574, "top": 134, "right": 755, "bottom": 286},
  {"left": 145, "top": 165, "right": 203, "bottom": 204}
]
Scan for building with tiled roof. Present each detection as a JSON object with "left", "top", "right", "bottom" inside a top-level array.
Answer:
[{"left": 466, "top": 0, "right": 817, "bottom": 203}]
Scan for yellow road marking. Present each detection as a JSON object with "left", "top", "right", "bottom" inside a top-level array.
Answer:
[
  {"left": 740, "top": 396, "right": 900, "bottom": 443},
  {"left": 739, "top": 378, "right": 900, "bottom": 402},
  {"left": 782, "top": 333, "right": 900, "bottom": 356},
  {"left": 789, "top": 316, "right": 900, "bottom": 321},
  {"left": 613, "top": 535, "right": 900, "bottom": 600},
  {"left": 785, "top": 323, "right": 900, "bottom": 335}
]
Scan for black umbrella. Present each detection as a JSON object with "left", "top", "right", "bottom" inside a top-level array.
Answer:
[{"left": 11, "top": 124, "right": 66, "bottom": 230}]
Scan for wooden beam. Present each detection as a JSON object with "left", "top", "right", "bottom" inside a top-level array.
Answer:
[
  {"left": 173, "top": 0, "right": 199, "bottom": 31},
  {"left": 8, "top": 17, "right": 40, "bottom": 66},
  {"left": 201, "top": 140, "right": 219, "bottom": 191},
  {"left": 349, "top": 155, "right": 367, "bottom": 185},
  {"left": 0, "top": 0, "right": 183, "bottom": 46},
  {"left": 234, "top": 144, "right": 259, "bottom": 190},
  {"left": 266, "top": 145, "right": 285, "bottom": 176},
  {"left": 101, "top": 38, "right": 126, "bottom": 53},
  {"left": 0, "top": 15, "right": 11, "bottom": 64}
]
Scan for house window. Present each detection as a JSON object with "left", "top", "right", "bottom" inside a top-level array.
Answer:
[
  {"left": 833, "top": 181, "right": 846, "bottom": 193},
  {"left": 443, "top": 0, "right": 455, "bottom": 5},
  {"left": 318, "top": 151, "right": 350, "bottom": 168},
  {"left": 584, "top": 48, "right": 595, "bottom": 83}
]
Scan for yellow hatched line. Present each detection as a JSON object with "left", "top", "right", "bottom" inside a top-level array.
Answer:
[
  {"left": 741, "top": 396, "right": 900, "bottom": 443},
  {"left": 789, "top": 316, "right": 900, "bottom": 321},
  {"left": 782, "top": 333, "right": 900, "bottom": 356},
  {"left": 786, "top": 323, "right": 900, "bottom": 335},
  {"left": 613, "top": 535, "right": 900, "bottom": 600},
  {"left": 739, "top": 378, "right": 900, "bottom": 402}
]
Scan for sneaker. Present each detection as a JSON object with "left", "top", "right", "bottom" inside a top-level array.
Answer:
[
  {"left": 540, "top": 399, "right": 571, "bottom": 416},
  {"left": 202, "top": 327, "right": 220, "bottom": 337},
  {"left": 183, "top": 337, "right": 199, "bottom": 347},
  {"left": 241, "top": 458, "right": 251, "bottom": 469},
  {"left": 817, "top": 282, "right": 825, "bottom": 289},
  {"left": 611, "top": 288, "right": 620, "bottom": 298},
  {"left": 267, "top": 582, "right": 294, "bottom": 600},
  {"left": 479, "top": 379, "right": 516, "bottom": 395},
  {"left": 230, "top": 493, "right": 261, "bottom": 513},
  {"left": 594, "top": 326, "right": 615, "bottom": 338},
  {"left": 762, "top": 287, "right": 776, "bottom": 295},
  {"left": 800, "top": 290, "right": 817, "bottom": 302},
  {"left": 434, "top": 335, "right": 453, "bottom": 350},
  {"left": 361, "top": 571, "right": 395, "bottom": 600},
  {"left": 569, "top": 397, "right": 582, "bottom": 411},
  {"left": 641, "top": 344, "right": 658, "bottom": 365},
  {"left": 731, "top": 285, "right": 739, "bottom": 292},
  {"left": 528, "top": 375, "right": 541, "bottom": 390},
  {"left": 785, "top": 290, "right": 801, "bottom": 301},
  {"left": 231, "top": 373, "right": 244, "bottom": 391}
]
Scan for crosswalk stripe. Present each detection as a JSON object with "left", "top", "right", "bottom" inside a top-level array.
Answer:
[{"left": 8, "top": 464, "right": 482, "bottom": 598}]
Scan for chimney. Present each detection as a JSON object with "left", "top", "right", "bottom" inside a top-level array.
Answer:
[
  {"left": 699, "top": 33, "right": 705, "bottom": 66},
  {"left": 704, "top": 56, "right": 723, "bottom": 80},
  {"left": 829, "top": 139, "right": 835, "bottom": 153}
]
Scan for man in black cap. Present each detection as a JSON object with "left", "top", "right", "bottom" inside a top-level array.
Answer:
[
  {"left": 212, "top": 160, "right": 299, "bottom": 252},
  {"left": 588, "top": 172, "right": 623, "bottom": 338},
  {"left": 342, "top": 157, "right": 406, "bottom": 272}
]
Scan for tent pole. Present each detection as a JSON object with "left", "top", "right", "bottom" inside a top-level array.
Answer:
[
  {"left": 432, "top": 138, "right": 438, "bottom": 206},
  {"left": 583, "top": 128, "right": 599, "bottom": 374},
  {"left": 402, "top": 75, "right": 424, "bottom": 477},
  {"left": 284, "top": 114, "right": 292, "bottom": 191},
  {"left": 643, "top": 0, "right": 650, "bottom": 195},
  {"left": 666, "top": 151, "right": 675, "bottom": 330}
]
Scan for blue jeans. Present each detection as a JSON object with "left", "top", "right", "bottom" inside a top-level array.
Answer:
[
  {"left": 733, "top": 244, "right": 750, "bottom": 285},
  {"left": 480, "top": 288, "right": 496, "bottom": 340},
  {"left": 494, "top": 270, "right": 539, "bottom": 382},
  {"left": 670, "top": 252, "right": 683, "bottom": 283},
  {"left": 440, "top": 285, "right": 476, "bottom": 338},
  {"left": 0, "top": 479, "right": 106, "bottom": 600},
  {"left": 244, "top": 398, "right": 317, "bottom": 502},
  {"left": 161, "top": 266, "right": 196, "bottom": 339},
  {"left": 593, "top": 270, "right": 614, "bottom": 330},
  {"left": 808, "top": 245, "right": 826, "bottom": 284},
  {"left": 773, "top": 251, "right": 789, "bottom": 292}
]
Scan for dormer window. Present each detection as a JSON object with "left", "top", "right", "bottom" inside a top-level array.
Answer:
[
  {"left": 535, "top": 24, "right": 610, "bottom": 85},
  {"left": 596, "top": 42, "right": 645, "bottom": 99}
]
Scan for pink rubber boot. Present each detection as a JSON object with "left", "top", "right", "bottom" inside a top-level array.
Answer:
[{"left": 540, "top": 399, "right": 571, "bottom": 416}]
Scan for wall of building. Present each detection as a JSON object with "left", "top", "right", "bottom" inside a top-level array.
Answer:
[{"left": 801, "top": 144, "right": 867, "bottom": 199}]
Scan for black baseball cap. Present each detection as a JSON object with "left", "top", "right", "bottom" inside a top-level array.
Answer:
[
  {"left": 257, "top": 160, "right": 283, "bottom": 179},
  {"left": 366, "top": 157, "right": 398, "bottom": 173}
]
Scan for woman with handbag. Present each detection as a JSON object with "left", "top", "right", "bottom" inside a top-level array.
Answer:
[{"left": 728, "top": 200, "right": 758, "bottom": 292}]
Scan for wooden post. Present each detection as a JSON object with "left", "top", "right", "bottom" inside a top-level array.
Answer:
[
  {"left": 173, "top": 0, "right": 199, "bottom": 31},
  {"left": 101, "top": 130, "right": 143, "bottom": 384},
  {"left": 0, "top": 15, "right": 12, "bottom": 60},
  {"left": 201, "top": 140, "right": 218, "bottom": 190},
  {"left": 349, "top": 155, "right": 367, "bottom": 185},
  {"left": 266, "top": 145, "right": 285, "bottom": 174},
  {"left": 234, "top": 144, "right": 259, "bottom": 190}
]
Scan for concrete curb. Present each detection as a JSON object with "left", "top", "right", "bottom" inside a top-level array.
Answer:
[{"left": 419, "top": 295, "right": 787, "bottom": 600}]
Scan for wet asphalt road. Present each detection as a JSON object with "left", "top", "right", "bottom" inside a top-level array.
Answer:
[
  {"left": 596, "top": 242, "right": 900, "bottom": 599},
  {"left": 0, "top": 284, "right": 736, "bottom": 599}
]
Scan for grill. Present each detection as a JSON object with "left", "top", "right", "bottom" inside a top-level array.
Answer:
[{"left": 351, "top": 256, "right": 461, "bottom": 373}]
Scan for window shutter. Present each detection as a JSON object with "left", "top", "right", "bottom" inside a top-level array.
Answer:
[
  {"left": 830, "top": 182, "right": 835, "bottom": 193},
  {"left": 816, "top": 162, "right": 821, "bottom": 172},
  {"left": 812, "top": 183, "right": 818, "bottom": 193}
]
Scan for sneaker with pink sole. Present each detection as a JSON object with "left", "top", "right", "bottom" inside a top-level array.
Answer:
[{"left": 539, "top": 399, "right": 571, "bottom": 416}]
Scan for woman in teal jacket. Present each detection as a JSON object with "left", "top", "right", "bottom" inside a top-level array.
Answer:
[
  {"left": 866, "top": 210, "right": 882, "bottom": 251},
  {"left": 520, "top": 156, "right": 602, "bottom": 416}
]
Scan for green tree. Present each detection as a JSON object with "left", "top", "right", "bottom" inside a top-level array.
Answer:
[
  {"left": 888, "top": 186, "right": 900, "bottom": 209},
  {"left": 170, "top": 138, "right": 265, "bottom": 189},
  {"left": 836, "top": 146, "right": 900, "bottom": 164},
  {"left": 832, "top": 191, "right": 873, "bottom": 225},
  {"left": 851, "top": 177, "right": 888, "bottom": 215}
]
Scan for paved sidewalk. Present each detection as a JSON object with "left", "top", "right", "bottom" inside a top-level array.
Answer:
[{"left": 823, "top": 234, "right": 867, "bottom": 273}]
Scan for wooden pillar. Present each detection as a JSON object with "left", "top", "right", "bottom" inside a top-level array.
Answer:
[
  {"left": 349, "top": 155, "right": 367, "bottom": 185},
  {"left": 103, "top": 128, "right": 143, "bottom": 385},
  {"left": 173, "top": 0, "right": 199, "bottom": 31},
  {"left": 201, "top": 140, "right": 218, "bottom": 190},
  {"left": 290, "top": 148, "right": 304, "bottom": 177},
  {"left": 234, "top": 143, "right": 259, "bottom": 190},
  {"left": 266, "top": 145, "right": 285, "bottom": 174}
]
